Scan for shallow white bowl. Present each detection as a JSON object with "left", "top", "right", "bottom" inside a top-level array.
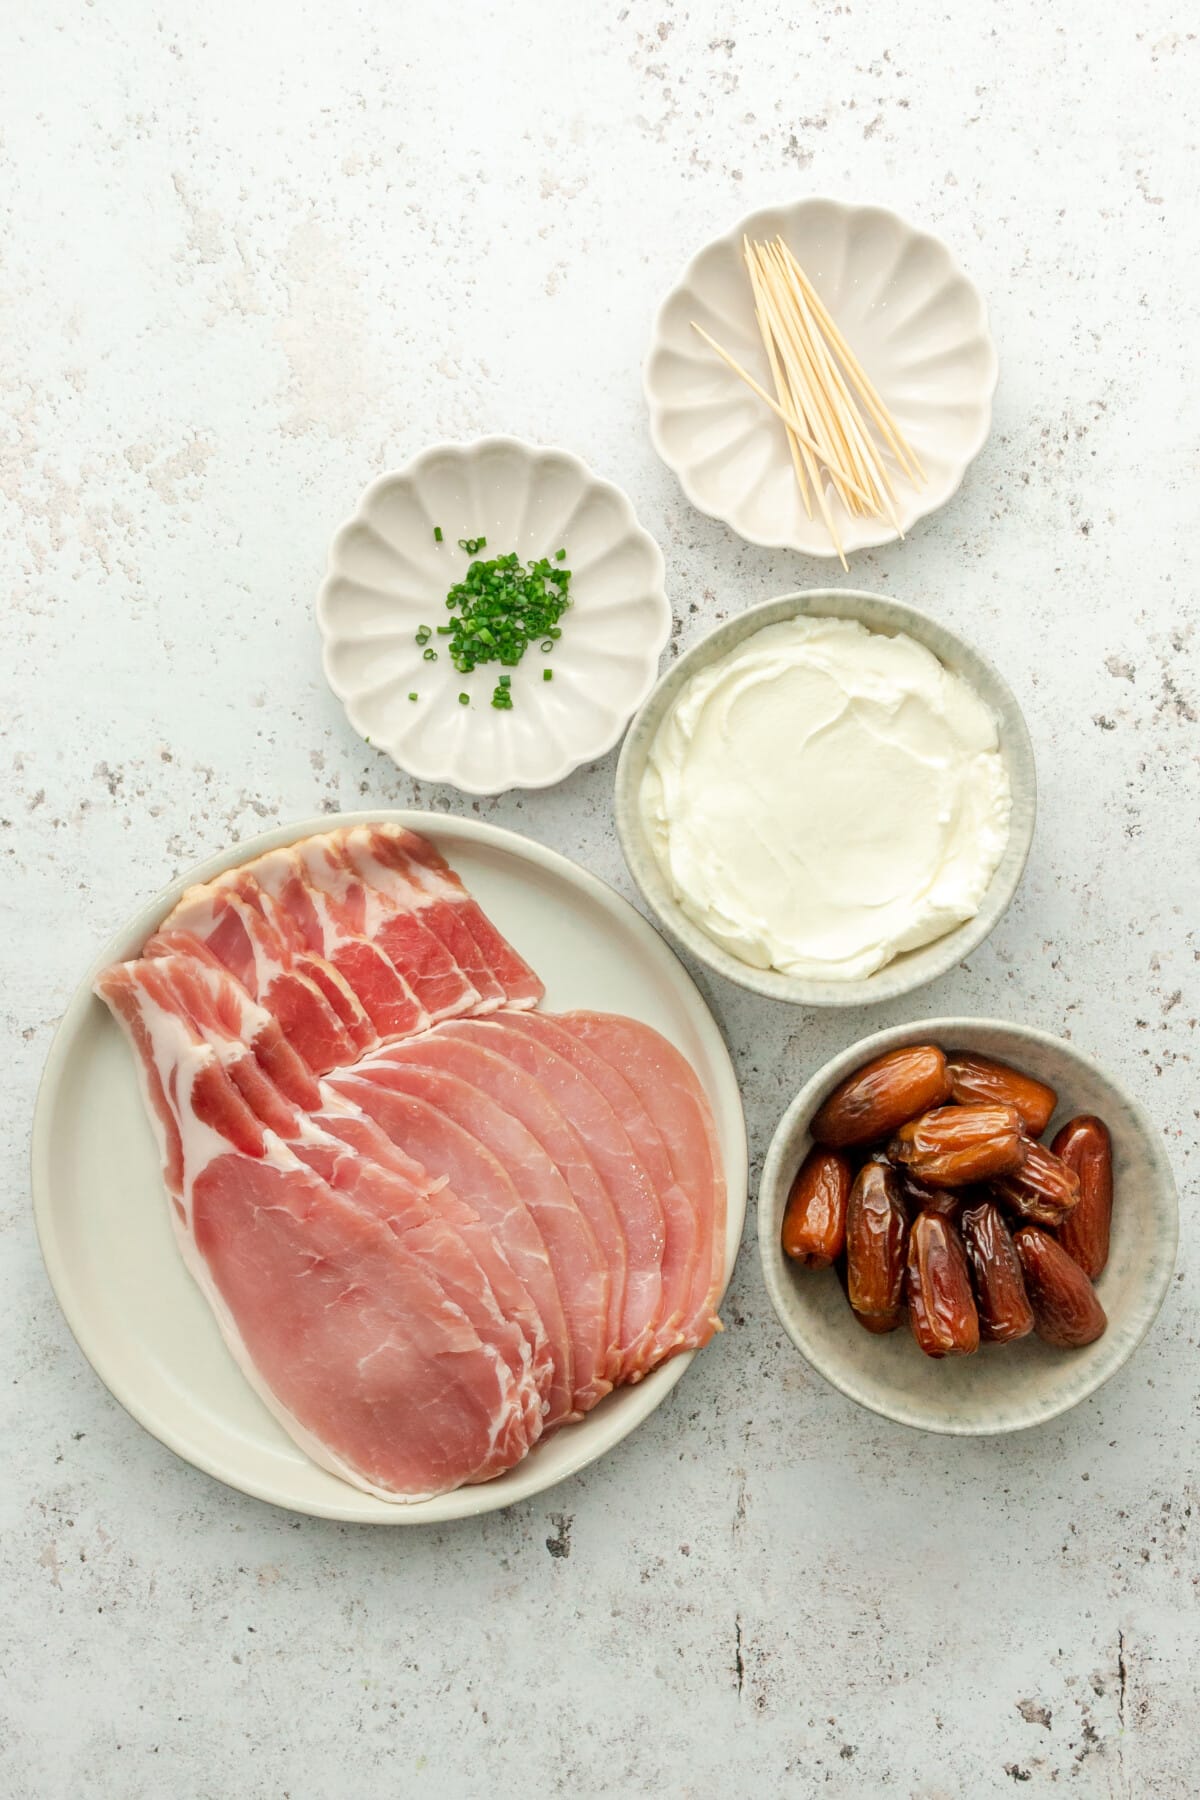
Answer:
[
  {"left": 645, "top": 198, "right": 998, "bottom": 555},
  {"left": 615, "top": 589, "right": 1036, "bottom": 1007},
  {"left": 758, "top": 1019, "right": 1179, "bottom": 1435},
  {"left": 32, "top": 812, "right": 747, "bottom": 1522},
  {"left": 318, "top": 440, "right": 670, "bottom": 795}
]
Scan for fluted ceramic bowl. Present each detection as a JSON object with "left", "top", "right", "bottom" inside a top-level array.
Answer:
[
  {"left": 759, "top": 1019, "right": 1179, "bottom": 1435},
  {"left": 645, "top": 199, "right": 998, "bottom": 555},
  {"left": 318, "top": 439, "right": 670, "bottom": 795}
]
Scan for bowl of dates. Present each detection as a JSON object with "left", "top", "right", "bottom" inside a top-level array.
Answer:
[{"left": 759, "top": 1020, "right": 1178, "bottom": 1433}]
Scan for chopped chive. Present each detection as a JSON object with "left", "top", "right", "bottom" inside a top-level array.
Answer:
[
  {"left": 434, "top": 526, "right": 443, "bottom": 542},
  {"left": 543, "top": 668, "right": 553, "bottom": 680},
  {"left": 408, "top": 691, "right": 418, "bottom": 701},
  {"left": 420, "top": 545, "right": 572, "bottom": 711},
  {"left": 458, "top": 692, "right": 470, "bottom": 705},
  {"left": 423, "top": 647, "right": 438, "bottom": 661}
]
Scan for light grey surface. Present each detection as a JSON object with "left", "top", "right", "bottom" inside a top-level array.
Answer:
[
  {"left": 615, "top": 589, "right": 1036, "bottom": 1004},
  {"left": 759, "top": 1019, "right": 1178, "bottom": 1435},
  {"left": 2, "top": 4, "right": 1197, "bottom": 1797}
]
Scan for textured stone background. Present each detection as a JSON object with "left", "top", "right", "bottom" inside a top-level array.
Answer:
[{"left": 3, "top": 2, "right": 1197, "bottom": 1795}]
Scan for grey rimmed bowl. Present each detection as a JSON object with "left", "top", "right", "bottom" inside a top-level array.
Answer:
[
  {"left": 614, "top": 589, "right": 1036, "bottom": 1007},
  {"left": 759, "top": 1018, "right": 1179, "bottom": 1436}
]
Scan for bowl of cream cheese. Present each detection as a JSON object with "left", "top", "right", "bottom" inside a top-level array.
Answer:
[{"left": 614, "top": 591, "right": 1036, "bottom": 1006}]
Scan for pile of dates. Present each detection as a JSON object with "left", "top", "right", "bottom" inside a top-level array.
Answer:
[{"left": 782, "top": 1044, "right": 1113, "bottom": 1356}]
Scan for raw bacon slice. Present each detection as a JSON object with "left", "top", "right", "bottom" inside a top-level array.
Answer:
[
  {"left": 365, "top": 825, "right": 544, "bottom": 1011},
  {"left": 331, "top": 1073, "right": 575, "bottom": 1427},
  {"left": 286, "top": 1139, "right": 543, "bottom": 1453},
  {"left": 247, "top": 847, "right": 430, "bottom": 1041},
  {"left": 499, "top": 1012, "right": 703, "bottom": 1364},
  {"left": 385, "top": 1020, "right": 671, "bottom": 1381},
  {"left": 369, "top": 1032, "right": 629, "bottom": 1382},
  {"left": 552, "top": 1014, "right": 727, "bottom": 1357},
  {"left": 95, "top": 964, "right": 533, "bottom": 1498},
  {"left": 150, "top": 879, "right": 368, "bottom": 1076},
  {"left": 193, "top": 1151, "right": 530, "bottom": 1496},
  {"left": 152, "top": 825, "right": 541, "bottom": 1068},
  {"left": 303, "top": 1106, "right": 554, "bottom": 1434},
  {"left": 123, "top": 956, "right": 548, "bottom": 1447},
  {"left": 304, "top": 831, "right": 483, "bottom": 1023},
  {"left": 221, "top": 872, "right": 378, "bottom": 1056},
  {"left": 350, "top": 1060, "right": 610, "bottom": 1414}
]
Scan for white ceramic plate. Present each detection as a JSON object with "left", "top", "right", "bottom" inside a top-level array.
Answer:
[
  {"left": 32, "top": 812, "right": 747, "bottom": 1522},
  {"left": 645, "top": 198, "right": 998, "bottom": 555},
  {"left": 615, "top": 589, "right": 1036, "bottom": 1007},
  {"left": 317, "top": 440, "right": 671, "bottom": 794},
  {"left": 759, "top": 1019, "right": 1178, "bottom": 1435}
]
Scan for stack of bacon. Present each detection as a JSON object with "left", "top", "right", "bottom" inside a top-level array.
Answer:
[{"left": 96, "top": 823, "right": 726, "bottom": 1501}]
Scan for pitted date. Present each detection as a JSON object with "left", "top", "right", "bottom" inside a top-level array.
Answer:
[
  {"left": 889, "top": 1103, "right": 1027, "bottom": 1188},
  {"left": 811, "top": 1046, "right": 951, "bottom": 1149},
  {"left": 959, "top": 1200, "right": 1034, "bottom": 1343},
  {"left": 782, "top": 1147, "right": 852, "bottom": 1269},
  {"left": 946, "top": 1051, "right": 1057, "bottom": 1136},
  {"left": 845, "top": 1162, "right": 908, "bottom": 1332}
]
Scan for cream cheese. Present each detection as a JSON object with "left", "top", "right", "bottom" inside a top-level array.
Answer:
[{"left": 640, "top": 616, "right": 1012, "bottom": 982}]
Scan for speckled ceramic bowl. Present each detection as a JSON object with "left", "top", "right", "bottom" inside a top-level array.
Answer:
[
  {"left": 759, "top": 1019, "right": 1179, "bottom": 1436},
  {"left": 614, "top": 589, "right": 1036, "bottom": 1007}
]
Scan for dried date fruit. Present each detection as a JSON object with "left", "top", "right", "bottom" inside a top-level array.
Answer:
[
  {"left": 959, "top": 1200, "right": 1034, "bottom": 1343},
  {"left": 782, "top": 1147, "right": 852, "bottom": 1269},
  {"left": 845, "top": 1162, "right": 908, "bottom": 1332},
  {"left": 889, "top": 1103, "right": 1027, "bottom": 1187},
  {"left": 855, "top": 1308, "right": 904, "bottom": 1335},
  {"left": 1052, "top": 1115, "right": 1113, "bottom": 1280},
  {"left": 946, "top": 1051, "right": 1057, "bottom": 1136},
  {"left": 905, "top": 1212, "right": 980, "bottom": 1358},
  {"left": 1013, "top": 1227, "right": 1107, "bottom": 1347},
  {"left": 991, "top": 1139, "right": 1081, "bottom": 1227},
  {"left": 811, "top": 1045, "right": 951, "bottom": 1149}
]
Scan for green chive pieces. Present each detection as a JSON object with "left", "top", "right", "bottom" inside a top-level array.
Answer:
[
  {"left": 434, "top": 526, "right": 443, "bottom": 542},
  {"left": 408, "top": 691, "right": 418, "bottom": 701},
  {"left": 415, "top": 542, "right": 571, "bottom": 711},
  {"left": 543, "top": 668, "right": 553, "bottom": 680}
]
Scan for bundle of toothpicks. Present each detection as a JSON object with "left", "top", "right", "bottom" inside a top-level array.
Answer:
[{"left": 693, "top": 236, "right": 926, "bottom": 569}]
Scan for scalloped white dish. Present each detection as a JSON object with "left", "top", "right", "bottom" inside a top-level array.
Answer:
[
  {"left": 645, "top": 199, "right": 998, "bottom": 555},
  {"left": 318, "top": 440, "right": 671, "bottom": 794}
]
